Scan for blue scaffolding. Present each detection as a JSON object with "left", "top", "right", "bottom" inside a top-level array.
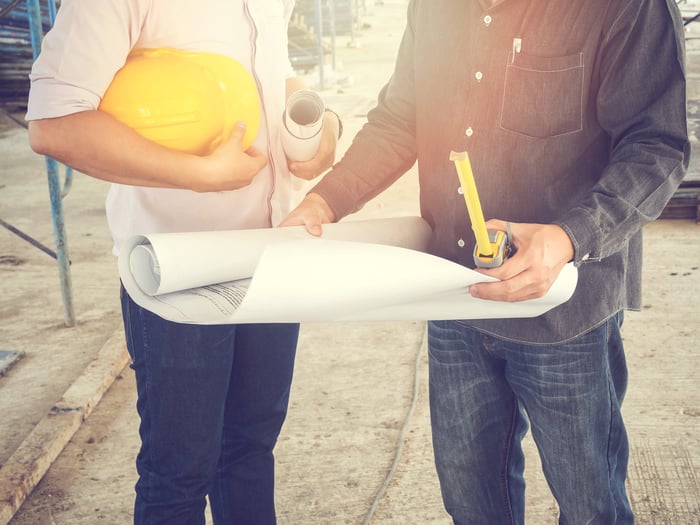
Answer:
[{"left": 1, "top": 0, "right": 75, "bottom": 326}]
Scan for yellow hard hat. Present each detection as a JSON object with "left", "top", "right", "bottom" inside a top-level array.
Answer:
[{"left": 99, "top": 48, "right": 260, "bottom": 155}]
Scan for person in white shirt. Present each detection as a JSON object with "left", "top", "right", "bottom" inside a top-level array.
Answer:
[{"left": 26, "top": 1, "right": 341, "bottom": 523}]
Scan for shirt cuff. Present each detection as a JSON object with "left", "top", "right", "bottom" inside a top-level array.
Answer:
[
  {"left": 26, "top": 78, "right": 100, "bottom": 121},
  {"left": 555, "top": 208, "right": 602, "bottom": 265}
]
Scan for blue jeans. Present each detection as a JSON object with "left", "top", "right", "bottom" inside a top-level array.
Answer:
[
  {"left": 120, "top": 287, "right": 298, "bottom": 525},
  {"left": 428, "top": 314, "right": 633, "bottom": 524}
]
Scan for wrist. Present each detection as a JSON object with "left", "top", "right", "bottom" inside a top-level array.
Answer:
[
  {"left": 549, "top": 224, "right": 575, "bottom": 263},
  {"left": 307, "top": 192, "right": 337, "bottom": 223}
]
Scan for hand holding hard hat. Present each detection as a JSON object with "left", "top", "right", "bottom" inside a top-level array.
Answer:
[{"left": 99, "top": 48, "right": 261, "bottom": 155}]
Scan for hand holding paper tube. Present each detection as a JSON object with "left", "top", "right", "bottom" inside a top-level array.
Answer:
[{"left": 281, "top": 90, "right": 325, "bottom": 161}]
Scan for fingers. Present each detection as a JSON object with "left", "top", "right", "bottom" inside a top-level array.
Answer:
[
  {"left": 224, "top": 121, "right": 267, "bottom": 170},
  {"left": 288, "top": 149, "right": 334, "bottom": 179},
  {"left": 469, "top": 265, "right": 554, "bottom": 302},
  {"left": 469, "top": 248, "right": 567, "bottom": 302},
  {"left": 279, "top": 193, "right": 335, "bottom": 236},
  {"left": 468, "top": 222, "right": 563, "bottom": 302},
  {"left": 193, "top": 124, "right": 268, "bottom": 192},
  {"left": 278, "top": 208, "right": 324, "bottom": 236},
  {"left": 279, "top": 213, "right": 324, "bottom": 236},
  {"left": 304, "top": 219, "right": 324, "bottom": 236},
  {"left": 245, "top": 145, "right": 269, "bottom": 171},
  {"left": 288, "top": 159, "right": 329, "bottom": 180},
  {"left": 483, "top": 218, "right": 509, "bottom": 232},
  {"left": 287, "top": 116, "right": 338, "bottom": 179},
  {"left": 278, "top": 217, "right": 323, "bottom": 236},
  {"left": 229, "top": 120, "right": 248, "bottom": 147}
]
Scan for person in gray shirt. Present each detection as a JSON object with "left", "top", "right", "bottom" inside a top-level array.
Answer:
[{"left": 282, "top": 0, "right": 689, "bottom": 523}]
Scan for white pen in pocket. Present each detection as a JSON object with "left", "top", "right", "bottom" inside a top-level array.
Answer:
[{"left": 511, "top": 37, "right": 522, "bottom": 63}]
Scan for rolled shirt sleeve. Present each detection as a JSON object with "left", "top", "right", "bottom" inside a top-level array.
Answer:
[{"left": 26, "top": 0, "right": 146, "bottom": 120}]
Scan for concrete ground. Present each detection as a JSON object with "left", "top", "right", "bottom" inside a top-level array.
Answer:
[{"left": 1, "top": 1, "right": 698, "bottom": 523}]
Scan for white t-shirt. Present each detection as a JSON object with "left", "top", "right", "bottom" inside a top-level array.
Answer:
[{"left": 26, "top": 0, "right": 304, "bottom": 253}]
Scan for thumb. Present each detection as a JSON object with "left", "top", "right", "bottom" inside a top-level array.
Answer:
[
  {"left": 484, "top": 218, "right": 508, "bottom": 231},
  {"left": 228, "top": 121, "right": 248, "bottom": 146},
  {"left": 305, "top": 221, "right": 323, "bottom": 237}
]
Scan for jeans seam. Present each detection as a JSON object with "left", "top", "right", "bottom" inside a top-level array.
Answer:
[
  {"left": 604, "top": 317, "right": 620, "bottom": 523},
  {"left": 138, "top": 302, "right": 156, "bottom": 515},
  {"left": 605, "top": 383, "right": 617, "bottom": 522},
  {"left": 501, "top": 393, "right": 518, "bottom": 525}
]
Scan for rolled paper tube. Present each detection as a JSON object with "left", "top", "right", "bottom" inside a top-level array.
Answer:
[{"left": 281, "top": 90, "right": 325, "bottom": 161}]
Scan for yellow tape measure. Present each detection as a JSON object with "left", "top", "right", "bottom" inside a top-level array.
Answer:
[{"left": 450, "top": 150, "right": 513, "bottom": 268}]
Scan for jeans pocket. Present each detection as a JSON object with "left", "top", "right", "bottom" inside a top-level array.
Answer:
[
  {"left": 427, "top": 320, "right": 474, "bottom": 365},
  {"left": 500, "top": 52, "right": 584, "bottom": 138}
]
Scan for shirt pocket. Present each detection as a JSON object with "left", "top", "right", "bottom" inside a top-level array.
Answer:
[{"left": 500, "top": 52, "right": 584, "bottom": 138}]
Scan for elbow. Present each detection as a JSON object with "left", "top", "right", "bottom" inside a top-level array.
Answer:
[{"left": 27, "top": 120, "right": 52, "bottom": 156}]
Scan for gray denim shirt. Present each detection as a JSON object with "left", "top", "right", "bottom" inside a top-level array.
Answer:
[{"left": 313, "top": 0, "right": 690, "bottom": 344}]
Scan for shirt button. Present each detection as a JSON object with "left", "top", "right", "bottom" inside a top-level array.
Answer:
[
  {"left": 484, "top": 15, "right": 492, "bottom": 25},
  {"left": 457, "top": 238, "right": 466, "bottom": 248},
  {"left": 465, "top": 127, "right": 474, "bottom": 137},
  {"left": 475, "top": 71, "right": 483, "bottom": 81},
  {"left": 457, "top": 186, "right": 464, "bottom": 195}
]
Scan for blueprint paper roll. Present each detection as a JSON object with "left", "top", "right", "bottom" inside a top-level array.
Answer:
[
  {"left": 281, "top": 90, "right": 324, "bottom": 161},
  {"left": 117, "top": 216, "right": 578, "bottom": 325}
]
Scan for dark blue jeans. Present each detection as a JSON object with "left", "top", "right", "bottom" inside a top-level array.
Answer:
[
  {"left": 121, "top": 287, "right": 298, "bottom": 525},
  {"left": 428, "top": 313, "right": 633, "bottom": 524}
]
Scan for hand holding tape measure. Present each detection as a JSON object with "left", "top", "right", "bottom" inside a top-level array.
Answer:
[{"left": 450, "top": 150, "right": 515, "bottom": 268}]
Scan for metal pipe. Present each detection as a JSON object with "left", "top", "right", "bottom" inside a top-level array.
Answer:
[
  {"left": 329, "top": 0, "right": 336, "bottom": 72},
  {"left": 314, "top": 0, "right": 324, "bottom": 89},
  {"left": 0, "top": 217, "right": 62, "bottom": 260},
  {"left": 45, "top": 156, "right": 74, "bottom": 326},
  {"left": 26, "top": 0, "right": 75, "bottom": 326}
]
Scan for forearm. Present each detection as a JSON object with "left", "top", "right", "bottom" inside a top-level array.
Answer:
[
  {"left": 558, "top": 1, "right": 688, "bottom": 264},
  {"left": 285, "top": 76, "right": 307, "bottom": 98},
  {"left": 28, "top": 110, "right": 205, "bottom": 189},
  {"left": 311, "top": 41, "right": 419, "bottom": 219},
  {"left": 311, "top": 103, "right": 418, "bottom": 221}
]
